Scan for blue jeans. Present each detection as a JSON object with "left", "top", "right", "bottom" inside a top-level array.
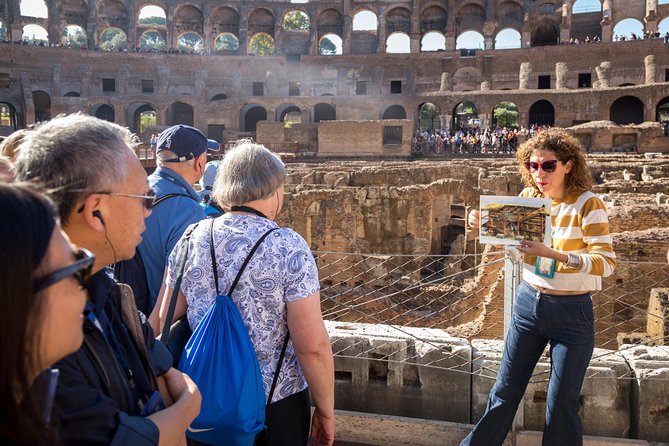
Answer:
[{"left": 461, "top": 281, "right": 595, "bottom": 446}]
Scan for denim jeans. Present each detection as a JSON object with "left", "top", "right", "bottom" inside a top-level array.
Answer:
[{"left": 461, "top": 281, "right": 595, "bottom": 446}]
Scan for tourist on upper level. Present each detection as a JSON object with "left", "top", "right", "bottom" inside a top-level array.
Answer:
[
  {"left": 0, "top": 184, "right": 90, "bottom": 446},
  {"left": 14, "top": 114, "right": 201, "bottom": 445},
  {"left": 155, "top": 139, "right": 335, "bottom": 446},
  {"left": 463, "top": 129, "right": 616, "bottom": 446}
]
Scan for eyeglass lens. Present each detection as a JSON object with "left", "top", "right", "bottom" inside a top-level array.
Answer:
[{"left": 525, "top": 160, "right": 558, "bottom": 173}]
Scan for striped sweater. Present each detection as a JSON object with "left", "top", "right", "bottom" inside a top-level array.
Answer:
[{"left": 520, "top": 187, "right": 616, "bottom": 292}]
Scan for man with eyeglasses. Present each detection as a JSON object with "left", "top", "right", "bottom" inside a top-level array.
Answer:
[
  {"left": 14, "top": 113, "right": 201, "bottom": 445},
  {"left": 132, "top": 124, "right": 219, "bottom": 318}
]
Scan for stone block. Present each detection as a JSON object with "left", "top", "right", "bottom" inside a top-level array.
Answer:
[
  {"left": 326, "top": 321, "right": 471, "bottom": 423},
  {"left": 619, "top": 345, "right": 669, "bottom": 442}
]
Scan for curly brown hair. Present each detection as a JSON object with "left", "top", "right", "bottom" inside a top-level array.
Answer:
[{"left": 515, "top": 129, "right": 593, "bottom": 196}]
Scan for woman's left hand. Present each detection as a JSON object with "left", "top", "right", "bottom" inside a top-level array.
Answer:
[{"left": 516, "top": 240, "right": 552, "bottom": 258}]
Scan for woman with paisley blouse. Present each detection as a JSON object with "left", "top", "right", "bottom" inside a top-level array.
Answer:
[{"left": 158, "top": 140, "right": 335, "bottom": 446}]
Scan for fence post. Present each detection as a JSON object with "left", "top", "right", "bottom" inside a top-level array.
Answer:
[{"left": 504, "top": 246, "right": 524, "bottom": 444}]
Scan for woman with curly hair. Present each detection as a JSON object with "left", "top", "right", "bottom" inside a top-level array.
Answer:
[{"left": 463, "top": 129, "right": 616, "bottom": 446}]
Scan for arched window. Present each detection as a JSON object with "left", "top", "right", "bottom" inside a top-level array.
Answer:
[
  {"left": 572, "top": 0, "right": 602, "bottom": 14},
  {"left": 421, "top": 32, "right": 445, "bottom": 52},
  {"left": 279, "top": 106, "right": 302, "bottom": 125},
  {"left": 138, "top": 108, "right": 156, "bottom": 135},
  {"left": 22, "top": 24, "right": 48, "bottom": 44},
  {"left": 495, "top": 28, "right": 521, "bottom": 49},
  {"left": 314, "top": 103, "right": 336, "bottom": 122},
  {"left": 353, "top": 10, "right": 377, "bottom": 31},
  {"left": 610, "top": 96, "right": 644, "bottom": 125},
  {"left": 93, "top": 104, "right": 115, "bottom": 122},
  {"left": 138, "top": 5, "right": 166, "bottom": 27},
  {"left": 244, "top": 106, "right": 267, "bottom": 131},
  {"left": 61, "top": 25, "right": 87, "bottom": 48},
  {"left": 33, "top": 91, "right": 51, "bottom": 122},
  {"left": 453, "top": 101, "right": 479, "bottom": 129},
  {"left": 0, "top": 21, "right": 6, "bottom": 41},
  {"left": 178, "top": 32, "right": 204, "bottom": 53},
  {"left": 20, "top": 0, "right": 48, "bottom": 18},
  {"left": 658, "top": 17, "right": 669, "bottom": 35},
  {"left": 492, "top": 102, "right": 519, "bottom": 128},
  {"left": 0, "top": 103, "right": 18, "bottom": 129},
  {"left": 386, "top": 32, "right": 410, "bottom": 53},
  {"left": 284, "top": 11, "right": 310, "bottom": 31},
  {"left": 215, "top": 33, "right": 239, "bottom": 52},
  {"left": 167, "top": 102, "right": 194, "bottom": 126},
  {"left": 210, "top": 93, "right": 227, "bottom": 102},
  {"left": 382, "top": 105, "right": 407, "bottom": 120},
  {"left": 419, "top": 103, "right": 440, "bottom": 129},
  {"left": 248, "top": 33, "right": 275, "bottom": 56},
  {"left": 319, "top": 34, "right": 342, "bottom": 55},
  {"left": 100, "top": 28, "right": 127, "bottom": 51},
  {"left": 613, "top": 18, "right": 644, "bottom": 40},
  {"left": 529, "top": 100, "right": 555, "bottom": 126},
  {"left": 532, "top": 19, "right": 560, "bottom": 46},
  {"left": 139, "top": 31, "right": 166, "bottom": 52},
  {"left": 656, "top": 97, "right": 669, "bottom": 123},
  {"left": 456, "top": 31, "right": 484, "bottom": 50}
]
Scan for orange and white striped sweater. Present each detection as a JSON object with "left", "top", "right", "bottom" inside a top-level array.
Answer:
[{"left": 520, "top": 187, "right": 616, "bottom": 292}]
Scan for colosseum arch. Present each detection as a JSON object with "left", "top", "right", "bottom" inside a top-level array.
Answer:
[
  {"left": 211, "top": 6, "right": 240, "bottom": 37},
  {"left": 22, "top": 24, "right": 48, "bottom": 44},
  {"left": 386, "top": 7, "right": 412, "bottom": 36},
  {"left": 127, "top": 102, "right": 156, "bottom": 136},
  {"left": 532, "top": 18, "right": 560, "bottom": 46},
  {"left": 387, "top": 32, "right": 410, "bottom": 53},
  {"left": 319, "top": 33, "right": 342, "bottom": 55},
  {"left": 278, "top": 104, "right": 301, "bottom": 123},
  {"left": 353, "top": 10, "right": 377, "bottom": 31},
  {"left": 283, "top": 10, "right": 310, "bottom": 31},
  {"left": 572, "top": 0, "right": 602, "bottom": 14},
  {"left": 97, "top": 0, "right": 128, "bottom": 31},
  {"left": 613, "top": 18, "right": 644, "bottom": 39},
  {"left": 138, "top": 30, "right": 166, "bottom": 52},
  {"left": 351, "top": 9, "right": 378, "bottom": 53},
  {"left": 248, "top": 32, "right": 275, "bottom": 55},
  {"left": 419, "top": 102, "right": 441, "bottom": 130},
  {"left": 248, "top": 8, "right": 275, "bottom": 38},
  {"left": 453, "top": 67, "right": 482, "bottom": 91},
  {"left": 243, "top": 105, "right": 267, "bottom": 132},
  {"left": 382, "top": 105, "right": 407, "bottom": 120},
  {"left": 100, "top": 27, "right": 127, "bottom": 51},
  {"left": 492, "top": 101, "right": 519, "bottom": 128},
  {"left": 453, "top": 101, "right": 479, "bottom": 129},
  {"left": 528, "top": 99, "right": 555, "bottom": 126},
  {"left": 314, "top": 103, "right": 336, "bottom": 122},
  {"left": 318, "top": 9, "right": 343, "bottom": 40},
  {"left": 658, "top": 97, "right": 669, "bottom": 123},
  {"left": 456, "top": 3, "right": 486, "bottom": 36},
  {"left": 421, "top": 31, "right": 446, "bottom": 51},
  {"left": 496, "top": 1, "right": 524, "bottom": 30},
  {"left": 0, "top": 102, "right": 19, "bottom": 130},
  {"left": 92, "top": 104, "right": 115, "bottom": 122},
  {"left": 495, "top": 28, "right": 521, "bottom": 49},
  {"left": 61, "top": 24, "right": 87, "bottom": 48},
  {"left": 33, "top": 91, "right": 51, "bottom": 122},
  {"left": 610, "top": 96, "right": 644, "bottom": 125},
  {"left": 214, "top": 33, "right": 239, "bottom": 52},
  {"left": 177, "top": 31, "right": 204, "bottom": 53},
  {"left": 166, "top": 102, "right": 194, "bottom": 126},
  {"left": 420, "top": 5, "right": 448, "bottom": 34},
  {"left": 64, "top": 91, "right": 80, "bottom": 97},
  {"left": 210, "top": 93, "right": 227, "bottom": 102}
]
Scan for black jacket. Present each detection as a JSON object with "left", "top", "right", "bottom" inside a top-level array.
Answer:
[{"left": 49, "top": 269, "right": 172, "bottom": 445}]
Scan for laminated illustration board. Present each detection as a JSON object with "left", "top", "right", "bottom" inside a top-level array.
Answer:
[{"left": 479, "top": 195, "right": 552, "bottom": 246}]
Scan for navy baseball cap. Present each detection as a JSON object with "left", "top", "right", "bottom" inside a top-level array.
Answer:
[{"left": 156, "top": 125, "right": 220, "bottom": 162}]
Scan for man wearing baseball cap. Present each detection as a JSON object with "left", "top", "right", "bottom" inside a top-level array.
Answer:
[{"left": 131, "top": 124, "right": 219, "bottom": 315}]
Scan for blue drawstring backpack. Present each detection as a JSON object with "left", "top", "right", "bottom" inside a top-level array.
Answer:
[{"left": 177, "top": 220, "right": 285, "bottom": 446}]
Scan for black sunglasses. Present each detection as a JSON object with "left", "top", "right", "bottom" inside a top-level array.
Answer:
[
  {"left": 524, "top": 160, "right": 559, "bottom": 173},
  {"left": 34, "top": 248, "right": 95, "bottom": 292}
]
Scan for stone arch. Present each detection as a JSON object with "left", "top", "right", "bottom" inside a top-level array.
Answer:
[
  {"left": 22, "top": 24, "right": 48, "bottom": 43},
  {"left": 420, "top": 5, "right": 447, "bottom": 34},
  {"left": 248, "top": 32, "right": 275, "bottom": 55},
  {"left": 492, "top": 101, "right": 519, "bottom": 128},
  {"left": 531, "top": 18, "right": 560, "bottom": 46},
  {"left": 314, "top": 103, "right": 336, "bottom": 122},
  {"left": 657, "top": 97, "right": 669, "bottom": 123},
  {"left": 318, "top": 9, "right": 343, "bottom": 39},
  {"left": 456, "top": 30, "right": 484, "bottom": 49},
  {"left": 613, "top": 18, "right": 644, "bottom": 39},
  {"left": 456, "top": 3, "right": 486, "bottom": 35},
  {"left": 214, "top": 33, "right": 239, "bottom": 52},
  {"left": 138, "top": 4, "right": 166, "bottom": 28},
  {"left": 97, "top": 0, "right": 127, "bottom": 30},
  {"left": 243, "top": 105, "right": 267, "bottom": 132},
  {"left": 248, "top": 8, "right": 275, "bottom": 37},
  {"left": 100, "top": 27, "right": 127, "bottom": 51},
  {"left": 319, "top": 33, "right": 342, "bottom": 55},
  {"left": 453, "top": 101, "right": 479, "bottom": 129},
  {"left": 659, "top": 17, "right": 669, "bottom": 35},
  {"left": 278, "top": 104, "right": 301, "bottom": 123},
  {"left": 283, "top": 10, "right": 310, "bottom": 31},
  {"left": 20, "top": 0, "right": 48, "bottom": 18},
  {"left": 174, "top": 4, "right": 204, "bottom": 34},
  {"left": 352, "top": 9, "right": 377, "bottom": 31},
  {"left": 419, "top": 102, "right": 441, "bottom": 130},
  {"left": 210, "top": 93, "right": 227, "bottom": 102},
  {"left": 138, "top": 30, "right": 166, "bottom": 52},
  {"left": 387, "top": 32, "right": 410, "bottom": 53},
  {"left": 421, "top": 31, "right": 446, "bottom": 51},
  {"left": 64, "top": 91, "right": 80, "bottom": 97},
  {"left": 0, "top": 102, "right": 19, "bottom": 130},
  {"left": 495, "top": 28, "right": 521, "bottom": 49},
  {"left": 166, "top": 102, "right": 194, "bottom": 126},
  {"left": 58, "top": 0, "right": 87, "bottom": 27},
  {"left": 572, "top": 0, "right": 602, "bottom": 14},
  {"left": 211, "top": 6, "right": 239, "bottom": 36},
  {"left": 610, "top": 96, "right": 644, "bottom": 125},
  {"left": 33, "top": 90, "right": 51, "bottom": 122},
  {"left": 61, "top": 24, "right": 87, "bottom": 48},
  {"left": 528, "top": 99, "right": 555, "bottom": 126},
  {"left": 496, "top": 1, "right": 524, "bottom": 30},
  {"left": 382, "top": 105, "right": 407, "bottom": 120},
  {"left": 92, "top": 104, "right": 115, "bottom": 122},
  {"left": 177, "top": 31, "right": 204, "bottom": 53},
  {"left": 386, "top": 7, "right": 412, "bottom": 36},
  {"left": 128, "top": 102, "right": 156, "bottom": 135}
]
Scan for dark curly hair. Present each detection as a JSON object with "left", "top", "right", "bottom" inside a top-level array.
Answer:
[{"left": 516, "top": 129, "right": 593, "bottom": 196}]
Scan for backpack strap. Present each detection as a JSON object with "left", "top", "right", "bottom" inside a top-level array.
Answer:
[
  {"left": 266, "top": 334, "right": 290, "bottom": 406},
  {"left": 154, "top": 192, "right": 198, "bottom": 207},
  {"left": 161, "top": 224, "right": 198, "bottom": 342},
  {"left": 209, "top": 218, "right": 279, "bottom": 296}
]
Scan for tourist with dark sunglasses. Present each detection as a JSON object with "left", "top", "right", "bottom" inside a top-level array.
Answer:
[
  {"left": 14, "top": 114, "right": 201, "bottom": 446},
  {"left": 463, "top": 129, "right": 616, "bottom": 446},
  {"left": 0, "top": 184, "right": 90, "bottom": 445}
]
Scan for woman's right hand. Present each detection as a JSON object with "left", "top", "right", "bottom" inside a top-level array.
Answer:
[{"left": 468, "top": 209, "right": 481, "bottom": 231}]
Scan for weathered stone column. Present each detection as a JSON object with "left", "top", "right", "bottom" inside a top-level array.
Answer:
[
  {"left": 410, "top": 1, "right": 420, "bottom": 54},
  {"left": 519, "top": 62, "right": 532, "bottom": 90},
  {"left": 560, "top": 2, "right": 571, "bottom": 44},
  {"left": 644, "top": 0, "right": 659, "bottom": 33},
  {"left": 555, "top": 62, "right": 568, "bottom": 89},
  {"left": 47, "top": 1, "right": 61, "bottom": 45},
  {"left": 377, "top": 10, "right": 386, "bottom": 54},
  {"left": 645, "top": 55, "right": 657, "bottom": 84},
  {"left": 80, "top": 64, "right": 93, "bottom": 97},
  {"left": 440, "top": 72, "right": 452, "bottom": 92},
  {"left": 601, "top": 0, "right": 612, "bottom": 42},
  {"left": 596, "top": 61, "right": 611, "bottom": 88},
  {"left": 118, "top": 64, "right": 130, "bottom": 95},
  {"left": 51, "top": 64, "right": 61, "bottom": 97}
]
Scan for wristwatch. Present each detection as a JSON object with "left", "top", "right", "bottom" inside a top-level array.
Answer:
[{"left": 565, "top": 253, "right": 580, "bottom": 269}]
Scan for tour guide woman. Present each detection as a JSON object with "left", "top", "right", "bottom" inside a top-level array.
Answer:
[
  {"left": 157, "top": 140, "right": 335, "bottom": 446},
  {"left": 463, "top": 130, "right": 616, "bottom": 446}
]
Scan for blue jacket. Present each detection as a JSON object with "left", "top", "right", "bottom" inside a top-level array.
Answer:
[
  {"left": 137, "top": 167, "right": 204, "bottom": 310},
  {"left": 49, "top": 269, "right": 172, "bottom": 445}
]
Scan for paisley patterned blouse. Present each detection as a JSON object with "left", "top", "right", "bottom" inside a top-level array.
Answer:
[{"left": 166, "top": 213, "right": 320, "bottom": 403}]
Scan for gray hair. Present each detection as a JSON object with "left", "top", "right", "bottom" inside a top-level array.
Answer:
[
  {"left": 14, "top": 113, "right": 136, "bottom": 224},
  {"left": 213, "top": 139, "right": 285, "bottom": 207}
]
